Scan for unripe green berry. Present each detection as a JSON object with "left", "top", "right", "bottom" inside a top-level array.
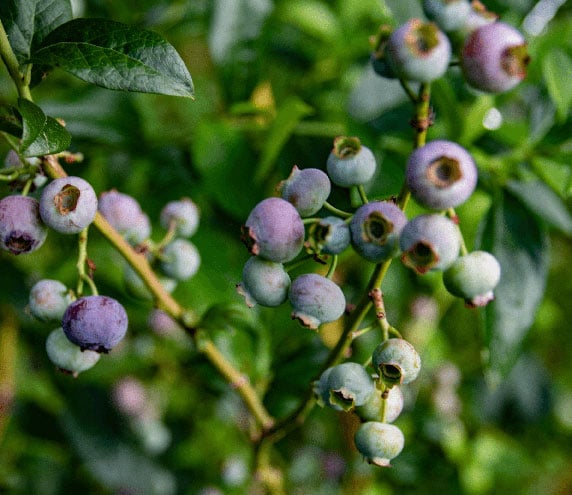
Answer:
[
  {"left": 46, "top": 327, "right": 101, "bottom": 376},
  {"left": 316, "top": 362, "right": 375, "bottom": 412},
  {"left": 443, "top": 250, "right": 500, "bottom": 307},
  {"left": 372, "top": 338, "right": 421, "bottom": 387},
  {"left": 354, "top": 422, "right": 405, "bottom": 467}
]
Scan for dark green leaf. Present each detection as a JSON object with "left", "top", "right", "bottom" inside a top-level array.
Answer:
[
  {"left": 478, "top": 190, "right": 550, "bottom": 379},
  {"left": 18, "top": 98, "right": 71, "bottom": 156},
  {"left": 0, "top": 0, "right": 72, "bottom": 65},
  {"left": 506, "top": 179, "right": 572, "bottom": 236},
  {"left": 542, "top": 49, "right": 572, "bottom": 123},
  {"left": 29, "top": 18, "right": 194, "bottom": 97}
]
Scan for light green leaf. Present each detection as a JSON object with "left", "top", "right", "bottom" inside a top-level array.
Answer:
[
  {"left": 29, "top": 18, "right": 194, "bottom": 97},
  {"left": 542, "top": 49, "right": 572, "bottom": 122},
  {"left": 254, "top": 96, "right": 314, "bottom": 184}
]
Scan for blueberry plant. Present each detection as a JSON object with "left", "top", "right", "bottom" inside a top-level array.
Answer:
[{"left": 1, "top": 1, "right": 572, "bottom": 494}]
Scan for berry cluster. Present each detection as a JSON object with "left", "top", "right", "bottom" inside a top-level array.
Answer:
[
  {"left": 0, "top": 153, "right": 201, "bottom": 376},
  {"left": 235, "top": 0, "right": 526, "bottom": 465}
]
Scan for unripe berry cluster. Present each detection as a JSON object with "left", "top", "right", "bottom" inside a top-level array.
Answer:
[
  {"left": 1, "top": 151, "right": 202, "bottom": 376},
  {"left": 236, "top": 120, "right": 503, "bottom": 464}
]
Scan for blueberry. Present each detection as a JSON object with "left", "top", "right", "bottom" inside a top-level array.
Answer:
[
  {"left": 147, "top": 308, "right": 182, "bottom": 336},
  {"left": 372, "top": 338, "right": 421, "bottom": 387},
  {"left": 350, "top": 201, "right": 407, "bottom": 263},
  {"left": 326, "top": 136, "right": 377, "bottom": 188},
  {"left": 98, "top": 190, "right": 151, "bottom": 244},
  {"left": 236, "top": 256, "right": 290, "bottom": 308},
  {"left": 241, "top": 197, "right": 304, "bottom": 263},
  {"left": 400, "top": 214, "right": 460, "bottom": 273},
  {"left": 29, "top": 279, "right": 73, "bottom": 322},
  {"left": 39, "top": 176, "right": 98, "bottom": 234},
  {"left": 307, "top": 216, "right": 350, "bottom": 255},
  {"left": 0, "top": 195, "right": 48, "bottom": 255},
  {"left": 160, "top": 239, "right": 201, "bottom": 281},
  {"left": 160, "top": 198, "right": 200, "bottom": 238},
  {"left": 354, "top": 422, "right": 405, "bottom": 467},
  {"left": 386, "top": 19, "right": 451, "bottom": 83},
  {"left": 406, "top": 140, "right": 477, "bottom": 210},
  {"left": 45, "top": 327, "right": 101, "bottom": 376},
  {"left": 443, "top": 250, "right": 501, "bottom": 307},
  {"left": 289, "top": 273, "right": 346, "bottom": 329},
  {"left": 62, "top": 295, "right": 128, "bottom": 353},
  {"left": 422, "top": 0, "right": 472, "bottom": 32},
  {"left": 279, "top": 166, "right": 331, "bottom": 217},
  {"left": 461, "top": 22, "right": 530, "bottom": 93},
  {"left": 355, "top": 385, "right": 404, "bottom": 423},
  {"left": 317, "top": 362, "right": 375, "bottom": 412}
]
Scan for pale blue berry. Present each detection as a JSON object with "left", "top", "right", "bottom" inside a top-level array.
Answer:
[
  {"left": 354, "top": 422, "right": 405, "bottom": 467},
  {"left": 326, "top": 137, "right": 377, "bottom": 188},
  {"left": 236, "top": 256, "right": 290, "bottom": 308}
]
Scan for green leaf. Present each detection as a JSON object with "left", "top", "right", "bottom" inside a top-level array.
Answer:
[
  {"left": 478, "top": 190, "right": 550, "bottom": 379},
  {"left": 542, "top": 49, "right": 572, "bottom": 123},
  {"left": 505, "top": 179, "right": 572, "bottom": 236},
  {"left": 18, "top": 98, "right": 71, "bottom": 156},
  {"left": 0, "top": 0, "right": 72, "bottom": 65},
  {"left": 254, "top": 96, "right": 314, "bottom": 184},
  {"left": 29, "top": 18, "right": 194, "bottom": 97}
]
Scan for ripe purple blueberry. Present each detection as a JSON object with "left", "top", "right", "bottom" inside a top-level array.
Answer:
[
  {"left": 386, "top": 19, "right": 451, "bottom": 83},
  {"left": 423, "top": 0, "right": 472, "bottom": 32},
  {"left": 279, "top": 166, "right": 331, "bottom": 217},
  {"left": 160, "top": 239, "right": 201, "bottom": 281},
  {"left": 39, "top": 176, "right": 98, "bottom": 234},
  {"left": 289, "top": 273, "right": 346, "bottom": 330},
  {"left": 46, "top": 327, "right": 101, "bottom": 376},
  {"left": 160, "top": 198, "right": 200, "bottom": 238},
  {"left": 241, "top": 197, "right": 304, "bottom": 263},
  {"left": 354, "top": 422, "right": 405, "bottom": 467},
  {"left": 443, "top": 250, "right": 501, "bottom": 307},
  {"left": 0, "top": 195, "right": 48, "bottom": 255},
  {"left": 98, "top": 190, "right": 151, "bottom": 244},
  {"left": 29, "top": 279, "right": 73, "bottom": 322},
  {"left": 372, "top": 338, "right": 421, "bottom": 387},
  {"left": 62, "top": 295, "right": 128, "bottom": 353},
  {"left": 406, "top": 140, "right": 477, "bottom": 210},
  {"left": 326, "top": 137, "right": 377, "bottom": 188},
  {"left": 236, "top": 256, "right": 291, "bottom": 308},
  {"left": 307, "top": 216, "right": 350, "bottom": 256},
  {"left": 461, "top": 21, "right": 530, "bottom": 93},
  {"left": 400, "top": 214, "right": 460, "bottom": 273},
  {"left": 316, "top": 362, "right": 375, "bottom": 412},
  {"left": 350, "top": 201, "right": 407, "bottom": 263}
]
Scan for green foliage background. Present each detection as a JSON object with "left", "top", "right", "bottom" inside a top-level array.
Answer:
[{"left": 1, "top": 0, "right": 572, "bottom": 494}]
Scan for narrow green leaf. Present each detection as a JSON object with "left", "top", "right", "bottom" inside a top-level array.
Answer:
[
  {"left": 506, "top": 179, "right": 572, "bottom": 236},
  {"left": 478, "top": 190, "right": 550, "bottom": 379},
  {"left": 18, "top": 98, "right": 71, "bottom": 156},
  {"left": 29, "top": 18, "right": 194, "bottom": 97},
  {"left": 542, "top": 49, "right": 572, "bottom": 123},
  {"left": 0, "top": 0, "right": 72, "bottom": 65},
  {"left": 254, "top": 96, "right": 314, "bottom": 184}
]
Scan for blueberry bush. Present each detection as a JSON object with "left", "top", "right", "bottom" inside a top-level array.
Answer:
[{"left": 1, "top": 1, "right": 572, "bottom": 494}]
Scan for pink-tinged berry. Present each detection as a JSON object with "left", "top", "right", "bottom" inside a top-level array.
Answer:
[
  {"left": 0, "top": 195, "right": 48, "bottom": 255},
  {"left": 461, "top": 21, "right": 530, "bottom": 93},
  {"left": 241, "top": 197, "right": 304, "bottom": 263}
]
